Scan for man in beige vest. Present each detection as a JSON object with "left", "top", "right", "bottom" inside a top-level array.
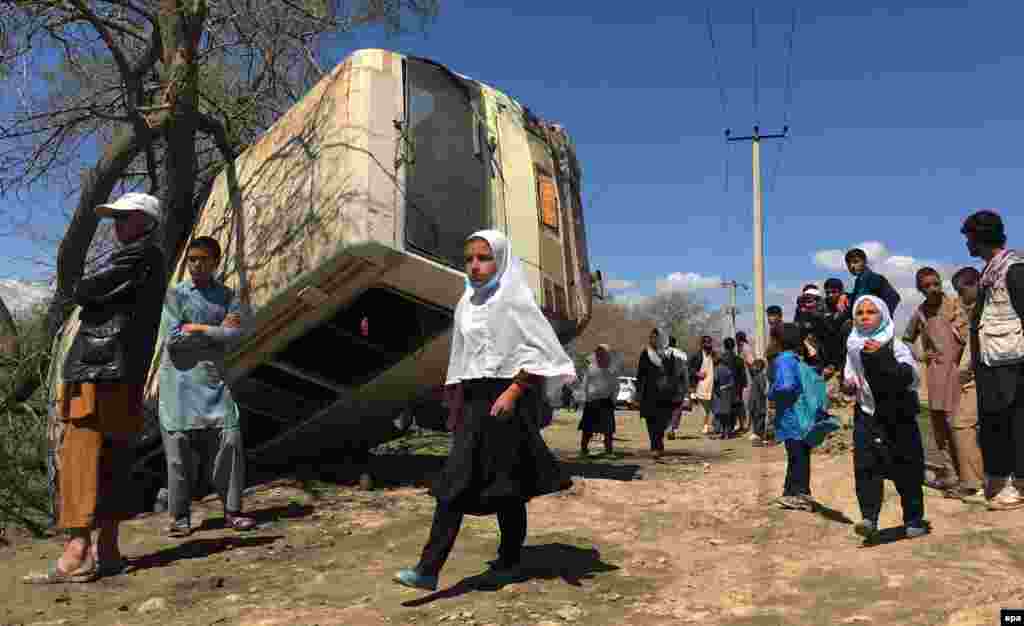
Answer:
[{"left": 961, "top": 210, "right": 1024, "bottom": 510}]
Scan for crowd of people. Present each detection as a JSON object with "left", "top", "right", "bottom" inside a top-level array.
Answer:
[
  {"left": 19, "top": 192, "right": 1024, "bottom": 590},
  {"left": 576, "top": 208, "right": 1024, "bottom": 544}
]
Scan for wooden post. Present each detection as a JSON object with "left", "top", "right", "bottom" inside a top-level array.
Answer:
[
  {"left": 725, "top": 125, "right": 787, "bottom": 360},
  {"left": 752, "top": 130, "right": 765, "bottom": 359}
]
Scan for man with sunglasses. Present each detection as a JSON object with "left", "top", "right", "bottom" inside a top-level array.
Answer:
[{"left": 157, "top": 236, "right": 255, "bottom": 537}]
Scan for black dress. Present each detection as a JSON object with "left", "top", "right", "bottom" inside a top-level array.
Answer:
[
  {"left": 636, "top": 350, "right": 680, "bottom": 450},
  {"left": 430, "top": 379, "right": 571, "bottom": 515},
  {"left": 578, "top": 398, "right": 616, "bottom": 434}
]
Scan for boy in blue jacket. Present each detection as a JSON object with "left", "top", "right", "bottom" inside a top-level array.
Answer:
[
  {"left": 771, "top": 324, "right": 839, "bottom": 509},
  {"left": 771, "top": 324, "right": 815, "bottom": 511}
]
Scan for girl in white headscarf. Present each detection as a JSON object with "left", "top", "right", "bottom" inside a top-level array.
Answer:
[
  {"left": 842, "top": 295, "right": 928, "bottom": 543},
  {"left": 578, "top": 345, "right": 623, "bottom": 457},
  {"left": 395, "top": 230, "right": 576, "bottom": 591}
]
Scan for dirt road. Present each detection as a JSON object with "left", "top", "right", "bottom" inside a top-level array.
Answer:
[{"left": 3, "top": 408, "right": 1022, "bottom": 626}]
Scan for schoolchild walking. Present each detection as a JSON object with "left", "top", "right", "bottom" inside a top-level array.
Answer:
[
  {"left": 712, "top": 353, "right": 736, "bottom": 439},
  {"left": 771, "top": 324, "right": 819, "bottom": 511},
  {"left": 394, "top": 230, "right": 574, "bottom": 591},
  {"left": 843, "top": 296, "right": 929, "bottom": 542},
  {"left": 578, "top": 345, "right": 621, "bottom": 457},
  {"left": 636, "top": 328, "right": 686, "bottom": 457}
]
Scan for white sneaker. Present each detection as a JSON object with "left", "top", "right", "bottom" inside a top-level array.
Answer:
[
  {"left": 988, "top": 482, "right": 1024, "bottom": 511},
  {"left": 749, "top": 433, "right": 760, "bottom": 442}
]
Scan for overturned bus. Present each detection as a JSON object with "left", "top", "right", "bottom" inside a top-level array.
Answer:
[{"left": 116, "top": 49, "right": 596, "bottom": 480}]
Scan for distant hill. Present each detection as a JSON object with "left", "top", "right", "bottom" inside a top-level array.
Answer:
[
  {"left": 572, "top": 302, "right": 655, "bottom": 377},
  {"left": 0, "top": 279, "right": 52, "bottom": 317}
]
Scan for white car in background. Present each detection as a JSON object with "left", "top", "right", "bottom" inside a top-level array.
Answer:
[{"left": 616, "top": 377, "right": 637, "bottom": 408}]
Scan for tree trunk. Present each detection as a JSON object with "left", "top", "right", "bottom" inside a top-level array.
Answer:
[
  {"left": 0, "top": 295, "right": 17, "bottom": 358},
  {"left": 156, "top": 0, "right": 206, "bottom": 270}
]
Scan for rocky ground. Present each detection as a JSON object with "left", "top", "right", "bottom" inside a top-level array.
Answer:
[{"left": 3, "top": 407, "right": 1023, "bottom": 626}]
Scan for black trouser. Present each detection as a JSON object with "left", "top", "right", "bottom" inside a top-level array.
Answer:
[
  {"left": 416, "top": 500, "right": 527, "bottom": 577},
  {"left": 646, "top": 425, "right": 665, "bottom": 451},
  {"left": 643, "top": 412, "right": 669, "bottom": 451},
  {"left": 717, "top": 413, "right": 735, "bottom": 437},
  {"left": 853, "top": 411, "right": 925, "bottom": 525},
  {"left": 751, "top": 412, "right": 767, "bottom": 438},
  {"left": 979, "top": 376, "right": 1024, "bottom": 479},
  {"left": 783, "top": 439, "right": 812, "bottom": 496}
]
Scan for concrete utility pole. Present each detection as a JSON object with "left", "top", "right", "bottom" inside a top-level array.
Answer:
[
  {"left": 720, "top": 280, "right": 750, "bottom": 340},
  {"left": 725, "top": 125, "right": 788, "bottom": 359}
]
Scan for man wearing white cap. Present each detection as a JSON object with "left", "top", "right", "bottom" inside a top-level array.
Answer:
[
  {"left": 25, "top": 192, "right": 166, "bottom": 583},
  {"left": 794, "top": 283, "right": 827, "bottom": 372}
]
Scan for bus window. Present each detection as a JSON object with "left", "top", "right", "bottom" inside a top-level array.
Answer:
[{"left": 404, "top": 59, "right": 489, "bottom": 269}]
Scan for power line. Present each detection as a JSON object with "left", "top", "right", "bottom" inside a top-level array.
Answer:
[
  {"left": 752, "top": 7, "right": 760, "bottom": 126},
  {"left": 767, "top": 135, "right": 788, "bottom": 193},
  {"left": 769, "top": 8, "right": 798, "bottom": 192},
  {"left": 705, "top": 8, "right": 729, "bottom": 118},
  {"left": 705, "top": 8, "right": 730, "bottom": 193},
  {"left": 782, "top": 8, "right": 798, "bottom": 128}
]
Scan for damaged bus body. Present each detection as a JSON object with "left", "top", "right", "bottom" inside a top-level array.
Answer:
[{"left": 129, "top": 49, "right": 595, "bottom": 476}]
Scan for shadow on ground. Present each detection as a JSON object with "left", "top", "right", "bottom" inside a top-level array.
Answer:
[
  {"left": 400, "top": 543, "right": 620, "bottom": 606},
  {"left": 128, "top": 535, "right": 284, "bottom": 572},
  {"left": 193, "top": 503, "right": 316, "bottom": 532}
]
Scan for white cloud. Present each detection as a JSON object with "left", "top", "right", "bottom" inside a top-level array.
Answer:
[
  {"left": 656, "top": 272, "right": 722, "bottom": 293},
  {"left": 813, "top": 249, "right": 848, "bottom": 273},
  {"left": 812, "top": 240, "right": 955, "bottom": 283}
]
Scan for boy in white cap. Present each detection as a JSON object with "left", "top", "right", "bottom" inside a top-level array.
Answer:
[{"left": 26, "top": 192, "right": 166, "bottom": 583}]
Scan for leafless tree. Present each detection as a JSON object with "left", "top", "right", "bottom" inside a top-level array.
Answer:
[
  {"left": 635, "top": 291, "right": 729, "bottom": 353},
  {"left": 0, "top": 0, "right": 440, "bottom": 403}
]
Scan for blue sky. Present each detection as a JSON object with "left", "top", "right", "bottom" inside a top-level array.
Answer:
[{"left": 3, "top": 0, "right": 1022, "bottom": 331}]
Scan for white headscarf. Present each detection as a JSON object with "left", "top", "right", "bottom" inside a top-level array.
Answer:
[
  {"left": 445, "top": 230, "right": 577, "bottom": 385},
  {"left": 645, "top": 328, "right": 670, "bottom": 368},
  {"left": 583, "top": 345, "right": 624, "bottom": 401},
  {"left": 843, "top": 295, "right": 919, "bottom": 415}
]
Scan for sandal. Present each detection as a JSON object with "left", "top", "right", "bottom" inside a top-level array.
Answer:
[
  {"left": 225, "top": 513, "right": 257, "bottom": 531},
  {"left": 22, "top": 559, "right": 99, "bottom": 584},
  {"left": 166, "top": 520, "right": 192, "bottom": 538}
]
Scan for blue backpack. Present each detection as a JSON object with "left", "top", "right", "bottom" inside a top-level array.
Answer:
[{"left": 794, "top": 362, "right": 841, "bottom": 447}]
